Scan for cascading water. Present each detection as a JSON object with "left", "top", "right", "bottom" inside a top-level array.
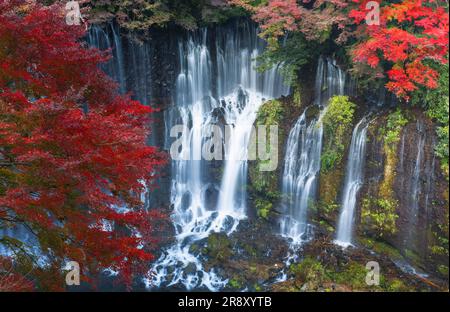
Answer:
[
  {"left": 148, "top": 22, "right": 289, "bottom": 291},
  {"left": 335, "top": 118, "right": 369, "bottom": 247},
  {"left": 87, "top": 23, "right": 127, "bottom": 93},
  {"left": 402, "top": 120, "right": 427, "bottom": 252},
  {"left": 410, "top": 121, "right": 426, "bottom": 227},
  {"left": 87, "top": 22, "right": 162, "bottom": 210},
  {"left": 279, "top": 57, "right": 352, "bottom": 246},
  {"left": 279, "top": 110, "right": 322, "bottom": 244}
]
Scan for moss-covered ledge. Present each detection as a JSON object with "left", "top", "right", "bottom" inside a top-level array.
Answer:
[
  {"left": 315, "top": 95, "right": 356, "bottom": 232},
  {"left": 248, "top": 99, "right": 284, "bottom": 219}
]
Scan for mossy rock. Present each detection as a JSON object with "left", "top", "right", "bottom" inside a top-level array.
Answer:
[
  {"left": 248, "top": 99, "right": 285, "bottom": 220},
  {"left": 320, "top": 95, "right": 356, "bottom": 173},
  {"left": 290, "top": 256, "right": 326, "bottom": 288},
  {"left": 360, "top": 196, "right": 399, "bottom": 238},
  {"left": 206, "top": 233, "right": 232, "bottom": 262},
  {"left": 358, "top": 237, "right": 402, "bottom": 260},
  {"left": 227, "top": 275, "right": 245, "bottom": 290}
]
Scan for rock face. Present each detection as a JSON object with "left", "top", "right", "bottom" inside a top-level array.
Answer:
[{"left": 357, "top": 108, "right": 449, "bottom": 278}]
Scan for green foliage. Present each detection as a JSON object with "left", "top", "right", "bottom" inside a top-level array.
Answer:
[
  {"left": 382, "top": 109, "right": 409, "bottom": 148},
  {"left": 292, "top": 82, "right": 303, "bottom": 108},
  {"left": 327, "top": 263, "right": 368, "bottom": 290},
  {"left": 361, "top": 197, "right": 399, "bottom": 237},
  {"left": 88, "top": 0, "right": 246, "bottom": 31},
  {"left": 254, "top": 198, "right": 272, "bottom": 220},
  {"left": 256, "top": 99, "right": 284, "bottom": 129},
  {"left": 378, "top": 109, "right": 408, "bottom": 201},
  {"left": 320, "top": 96, "right": 356, "bottom": 172},
  {"left": 430, "top": 219, "right": 449, "bottom": 259},
  {"left": 437, "top": 265, "right": 449, "bottom": 277},
  {"left": 206, "top": 233, "right": 232, "bottom": 261},
  {"left": 387, "top": 279, "right": 409, "bottom": 292},
  {"left": 201, "top": 5, "right": 248, "bottom": 25},
  {"left": 290, "top": 256, "right": 325, "bottom": 285},
  {"left": 320, "top": 150, "right": 341, "bottom": 173},
  {"left": 256, "top": 32, "right": 321, "bottom": 84},
  {"left": 358, "top": 237, "right": 402, "bottom": 260},
  {"left": 321, "top": 202, "right": 339, "bottom": 216},
  {"left": 228, "top": 276, "right": 244, "bottom": 289},
  {"left": 249, "top": 99, "right": 284, "bottom": 219},
  {"left": 413, "top": 62, "right": 449, "bottom": 178},
  {"left": 287, "top": 252, "right": 415, "bottom": 291}
]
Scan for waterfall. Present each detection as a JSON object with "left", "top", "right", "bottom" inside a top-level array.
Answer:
[
  {"left": 279, "top": 110, "right": 323, "bottom": 244},
  {"left": 410, "top": 121, "right": 425, "bottom": 224},
  {"left": 403, "top": 120, "right": 426, "bottom": 251},
  {"left": 335, "top": 118, "right": 369, "bottom": 247},
  {"left": 87, "top": 23, "right": 127, "bottom": 93},
  {"left": 87, "top": 22, "right": 160, "bottom": 210},
  {"left": 148, "top": 22, "right": 289, "bottom": 291},
  {"left": 279, "top": 57, "right": 351, "bottom": 245}
]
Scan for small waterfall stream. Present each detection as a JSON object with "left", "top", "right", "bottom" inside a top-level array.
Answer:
[
  {"left": 335, "top": 118, "right": 369, "bottom": 247},
  {"left": 279, "top": 109, "right": 322, "bottom": 244},
  {"left": 279, "top": 57, "right": 352, "bottom": 245},
  {"left": 402, "top": 120, "right": 427, "bottom": 253}
]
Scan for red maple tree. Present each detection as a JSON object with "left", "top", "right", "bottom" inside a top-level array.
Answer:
[
  {"left": 229, "top": 0, "right": 449, "bottom": 100},
  {"left": 0, "top": 0, "right": 165, "bottom": 290},
  {"left": 350, "top": 0, "right": 449, "bottom": 100}
]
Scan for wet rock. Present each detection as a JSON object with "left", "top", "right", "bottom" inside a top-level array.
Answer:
[{"left": 184, "top": 263, "right": 197, "bottom": 275}]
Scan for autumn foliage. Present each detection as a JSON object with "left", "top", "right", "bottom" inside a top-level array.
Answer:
[
  {"left": 350, "top": 0, "right": 449, "bottom": 99},
  {"left": 229, "top": 0, "right": 449, "bottom": 100},
  {"left": 0, "top": 0, "right": 165, "bottom": 290}
]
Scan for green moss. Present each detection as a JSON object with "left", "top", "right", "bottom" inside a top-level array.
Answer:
[
  {"left": 361, "top": 196, "right": 399, "bottom": 237},
  {"left": 290, "top": 256, "right": 325, "bottom": 285},
  {"left": 359, "top": 109, "right": 407, "bottom": 241},
  {"left": 242, "top": 243, "right": 258, "bottom": 258},
  {"left": 206, "top": 233, "right": 232, "bottom": 262},
  {"left": 378, "top": 109, "right": 408, "bottom": 200},
  {"left": 316, "top": 96, "right": 355, "bottom": 230},
  {"left": 327, "top": 262, "right": 369, "bottom": 290},
  {"left": 413, "top": 63, "right": 449, "bottom": 179},
  {"left": 292, "top": 83, "right": 303, "bottom": 108},
  {"left": 228, "top": 276, "right": 244, "bottom": 289},
  {"left": 359, "top": 237, "right": 403, "bottom": 260},
  {"left": 313, "top": 200, "right": 339, "bottom": 233},
  {"left": 286, "top": 253, "right": 417, "bottom": 291},
  {"left": 257, "top": 99, "right": 284, "bottom": 130},
  {"left": 387, "top": 279, "right": 410, "bottom": 292},
  {"left": 253, "top": 283, "right": 263, "bottom": 292},
  {"left": 320, "top": 95, "right": 356, "bottom": 172},
  {"left": 255, "top": 198, "right": 272, "bottom": 220},
  {"left": 403, "top": 249, "right": 423, "bottom": 266},
  {"left": 249, "top": 99, "right": 285, "bottom": 219},
  {"left": 437, "top": 265, "right": 449, "bottom": 277}
]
